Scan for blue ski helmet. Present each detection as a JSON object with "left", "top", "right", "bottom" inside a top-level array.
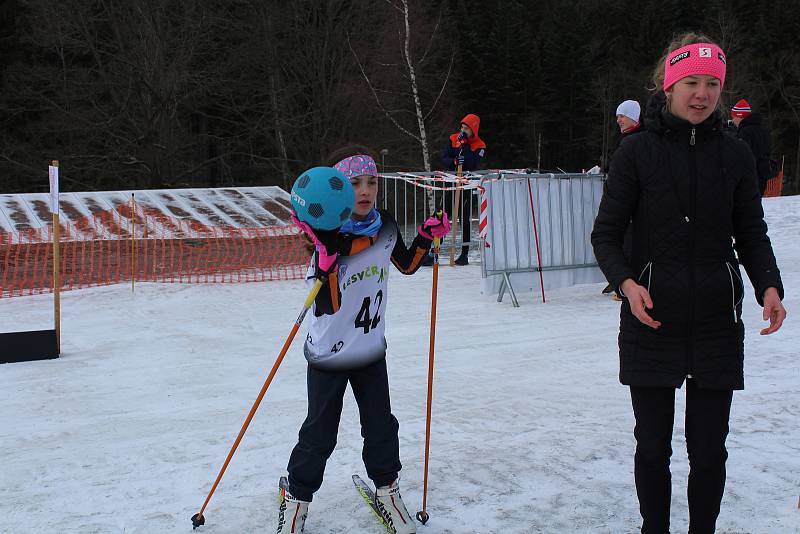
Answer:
[{"left": 290, "top": 167, "right": 355, "bottom": 230}]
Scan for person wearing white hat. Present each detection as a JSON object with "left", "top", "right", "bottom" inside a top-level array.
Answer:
[
  {"left": 616, "top": 99, "right": 642, "bottom": 134},
  {"left": 605, "top": 99, "right": 645, "bottom": 171}
]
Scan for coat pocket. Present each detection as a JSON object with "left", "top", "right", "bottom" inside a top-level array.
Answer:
[
  {"left": 725, "top": 261, "right": 745, "bottom": 324},
  {"left": 694, "top": 261, "right": 743, "bottom": 326}
]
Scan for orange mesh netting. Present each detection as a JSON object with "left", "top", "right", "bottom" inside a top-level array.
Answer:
[
  {"left": 763, "top": 170, "right": 784, "bottom": 198},
  {"left": 0, "top": 206, "right": 310, "bottom": 298}
]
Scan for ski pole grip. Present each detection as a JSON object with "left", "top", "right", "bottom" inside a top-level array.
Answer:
[
  {"left": 432, "top": 211, "right": 442, "bottom": 251},
  {"left": 304, "top": 278, "right": 324, "bottom": 308}
]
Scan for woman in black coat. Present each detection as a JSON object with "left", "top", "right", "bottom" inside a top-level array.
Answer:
[{"left": 591, "top": 33, "right": 787, "bottom": 534}]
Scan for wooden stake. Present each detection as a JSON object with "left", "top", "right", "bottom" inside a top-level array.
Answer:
[{"left": 448, "top": 163, "right": 463, "bottom": 266}]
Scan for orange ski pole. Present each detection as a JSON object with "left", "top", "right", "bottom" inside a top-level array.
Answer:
[
  {"left": 416, "top": 234, "right": 441, "bottom": 525},
  {"left": 191, "top": 278, "right": 324, "bottom": 530}
]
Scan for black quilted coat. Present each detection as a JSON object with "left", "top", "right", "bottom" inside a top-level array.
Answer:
[{"left": 591, "top": 93, "right": 784, "bottom": 390}]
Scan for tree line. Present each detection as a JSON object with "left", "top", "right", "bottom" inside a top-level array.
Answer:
[{"left": 1, "top": 0, "right": 799, "bottom": 194}]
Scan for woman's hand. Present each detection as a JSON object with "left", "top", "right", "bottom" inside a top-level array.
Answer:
[
  {"left": 760, "top": 287, "right": 786, "bottom": 335},
  {"left": 620, "top": 278, "right": 661, "bottom": 329}
]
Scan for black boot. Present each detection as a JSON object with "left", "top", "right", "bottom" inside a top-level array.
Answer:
[{"left": 454, "top": 253, "right": 469, "bottom": 266}]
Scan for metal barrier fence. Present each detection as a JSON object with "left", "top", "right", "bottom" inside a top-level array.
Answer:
[{"left": 479, "top": 172, "right": 606, "bottom": 306}]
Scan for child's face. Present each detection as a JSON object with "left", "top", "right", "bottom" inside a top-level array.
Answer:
[{"left": 350, "top": 174, "right": 378, "bottom": 219}]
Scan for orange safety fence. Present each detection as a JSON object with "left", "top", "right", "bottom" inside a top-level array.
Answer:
[
  {"left": 0, "top": 206, "right": 311, "bottom": 298},
  {"left": 763, "top": 169, "right": 784, "bottom": 198}
]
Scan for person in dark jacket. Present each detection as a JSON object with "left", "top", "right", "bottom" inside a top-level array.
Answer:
[
  {"left": 731, "top": 99, "right": 774, "bottom": 196},
  {"left": 616, "top": 99, "right": 644, "bottom": 137},
  {"left": 602, "top": 99, "right": 645, "bottom": 298},
  {"left": 603, "top": 100, "right": 646, "bottom": 174},
  {"left": 591, "top": 34, "right": 787, "bottom": 534},
  {"left": 439, "top": 113, "right": 486, "bottom": 265}
]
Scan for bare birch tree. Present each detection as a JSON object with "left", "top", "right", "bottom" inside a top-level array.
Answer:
[{"left": 348, "top": 0, "right": 454, "bottom": 173}]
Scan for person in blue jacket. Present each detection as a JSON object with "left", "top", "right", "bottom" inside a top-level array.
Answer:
[{"left": 428, "top": 113, "right": 486, "bottom": 265}]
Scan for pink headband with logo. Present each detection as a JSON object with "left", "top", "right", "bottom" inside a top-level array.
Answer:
[
  {"left": 334, "top": 154, "right": 378, "bottom": 178},
  {"left": 663, "top": 42, "right": 726, "bottom": 91}
]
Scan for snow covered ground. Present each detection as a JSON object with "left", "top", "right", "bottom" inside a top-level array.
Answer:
[{"left": 1, "top": 197, "right": 798, "bottom": 534}]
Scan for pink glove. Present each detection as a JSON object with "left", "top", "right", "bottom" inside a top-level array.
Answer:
[
  {"left": 418, "top": 212, "right": 451, "bottom": 240},
  {"left": 291, "top": 213, "right": 338, "bottom": 273}
]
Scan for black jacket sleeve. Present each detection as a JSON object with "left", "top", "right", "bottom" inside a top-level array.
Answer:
[
  {"left": 729, "top": 142, "right": 784, "bottom": 305},
  {"left": 390, "top": 232, "right": 432, "bottom": 275},
  {"left": 381, "top": 210, "right": 432, "bottom": 274},
  {"left": 310, "top": 251, "right": 342, "bottom": 317},
  {"left": 591, "top": 137, "right": 639, "bottom": 290}
]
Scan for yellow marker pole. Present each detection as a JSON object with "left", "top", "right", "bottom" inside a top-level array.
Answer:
[
  {"left": 448, "top": 163, "right": 463, "bottom": 266},
  {"left": 50, "top": 160, "right": 61, "bottom": 353}
]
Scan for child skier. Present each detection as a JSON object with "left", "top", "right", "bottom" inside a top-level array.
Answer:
[{"left": 277, "top": 150, "right": 451, "bottom": 534}]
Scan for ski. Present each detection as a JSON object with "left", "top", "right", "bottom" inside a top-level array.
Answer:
[
  {"left": 277, "top": 477, "right": 290, "bottom": 531},
  {"left": 352, "top": 474, "right": 394, "bottom": 533},
  {"left": 279, "top": 476, "right": 289, "bottom": 498}
]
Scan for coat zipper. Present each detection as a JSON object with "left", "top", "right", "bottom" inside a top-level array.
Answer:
[
  {"left": 638, "top": 261, "right": 653, "bottom": 290},
  {"left": 686, "top": 129, "right": 697, "bottom": 378}
]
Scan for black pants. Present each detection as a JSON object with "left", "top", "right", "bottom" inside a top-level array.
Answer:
[
  {"left": 630, "top": 379, "right": 733, "bottom": 534},
  {"left": 287, "top": 358, "right": 401, "bottom": 501},
  {"left": 441, "top": 189, "right": 471, "bottom": 258}
]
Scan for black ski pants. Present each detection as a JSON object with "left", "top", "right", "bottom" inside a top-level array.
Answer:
[
  {"left": 630, "top": 379, "right": 733, "bottom": 534},
  {"left": 287, "top": 358, "right": 401, "bottom": 502}
]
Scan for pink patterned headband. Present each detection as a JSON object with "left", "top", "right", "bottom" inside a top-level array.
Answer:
[
  {"left": 663, "top": 42, "right": 726, "bottom": 91},
  {"left": 334, "top": 154, "right": 378, "bottom": 179}
]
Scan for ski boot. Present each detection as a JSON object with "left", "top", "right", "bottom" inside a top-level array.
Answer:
[
  {"left": 277, "top": 477, "right": 308, "bottom": 534},
  {"left": 375, "top": 478, "right": 416, "bottom": 534}
]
